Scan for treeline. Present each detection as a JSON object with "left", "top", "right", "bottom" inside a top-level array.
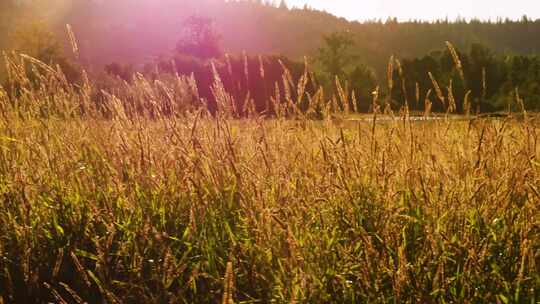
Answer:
[
  {"left": 100, "top": 54, "right": 311, "bottom": 116},
  {"left": 2, "top": 0, "right": 540, "bottom": 75},
  {"left": 2, "top": 0, "right": 540, "bottom": 113},
  {"left": 69, "top": 1, "right": 540, "bottom": 79},
  {"left": 393, "top": 44, "right": 540, "bottom": 112},
  {"left": 95, "top": 42, "right": 540, "bottom": 114}
]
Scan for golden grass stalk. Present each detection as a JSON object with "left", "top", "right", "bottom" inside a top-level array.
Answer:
[
  {"left": 59, "top": 283, "right": 85, "bottom": 304},
  {"left": 225, "top": 53, "right": 233, "bottom": 76},
  {"left": 335, "top": 76, "right": 349, "bottom": 114},
  {"left": 222, "top": 261, "right": 235, "bottom": 304},
  {"left": 447, "top": 79, "right": 456, "bottom": 113},
  {"left": 428, "top": 72, "right": 445, "bottom": 108},
  {"left": 445, "top": 41, "right": 465, "bottom": 83},
  {"left": 351, "top": 89, "right": 358, "bottom": 113},
  {"left": 395, "top": 58, "right": 409, "bottom": 113},
  {"left": 424, "top": 88, "right": 433, "bottom": 117},
  {"left": 20, "top": 54, "right": 57, "bottom": 75},
  {"left": 482, "top": 67, "right": 487, "bottom": 100},
  {"left": 387, "top": 55, "right": 394, "bottom": 94},
  {"left": 243, "top": 51, "right": 249, "bottom": 86},
  {"left": 415, "top": 82, "right": 420, "bottom": 107},
  {"left": 70, "top": 252, "right": 91, "bottom": 288},
  {"left": 463, "top": 90, "right": 472, "bottom": 117},
  {"left": 44, "top": 282, "right": 69, "bottom": 304},
  {"left": 371, "top": 86, "right": 380, "bottom": 114},
  {"left": 66, "top": 24, "right": 80, "bottom": 59},
  {"left": 258, "top": 55, "right": 265, "bottom": 79},
  {"left": 515, "top": 87, "right": 527, "bottom": 119}
]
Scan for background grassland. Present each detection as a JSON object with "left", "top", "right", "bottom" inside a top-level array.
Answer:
[{"left": 0, "top": 53, "right": 539, "bottom": 303}]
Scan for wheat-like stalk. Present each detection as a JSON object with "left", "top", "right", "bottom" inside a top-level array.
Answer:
[
  {"left": 424, "top": 88, "right": 433, "bottom": 117},
  {"left": 445, "top": 41, "right": 465, "bottom": 83},
  {"left": 428, "top": 72, "right": 446, "bottom": 108},
  {"left": 66, "top": 24, "right": 80, "bottom": 59},
  {"left": 463, "top": 90, "right": 472, "bottom": 117},
  {"left": 515, "top": 87, "right": 527, "bottom": 119},
  {"left": 447, "top": 79, "right": 456, "bottom": 113},
  {"left": 387, "top": 55, "right": 394, "bottom": 94},
  {"left": 258, "top": 55, "right": 265, "bottom": 79},
  {"left": 222, "top": 261, "right": 235, "bottom": 304}
]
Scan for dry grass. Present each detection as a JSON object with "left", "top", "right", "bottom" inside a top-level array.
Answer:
[{"left": 0, "top": 53, "right": 539, "bottom": 303}]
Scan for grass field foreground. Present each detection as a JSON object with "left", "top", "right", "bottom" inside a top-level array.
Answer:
[{"left": 0, "top": 53, "right": 539, "bottom": 303}]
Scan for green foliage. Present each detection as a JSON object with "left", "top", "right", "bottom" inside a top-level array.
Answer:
[
  {"left": 315, "top": 31, "right": 378, "bottom": 112},
  {"left": 395, "top": 44, "right": 540, "bottom": 112},
  {"left": 4, "top": 20, "right": 80, "bottom": 85},
  {"left": 349, "top": 65, "right": 378, "bottom": 111},
  {"left": 12, "top": 21, "right": 64, "bottom": 64},
  {"left": 316, "top": 31, "right": 356, "bottom": 79}
]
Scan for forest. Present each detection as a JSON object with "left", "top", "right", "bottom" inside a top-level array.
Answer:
[{"left": 1, "top": 0, "right": 540, "bottom": 113}]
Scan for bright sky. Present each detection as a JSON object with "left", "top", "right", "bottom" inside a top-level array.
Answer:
[{"left": 287, "top": 0, "right": 540, "bottom": 21}]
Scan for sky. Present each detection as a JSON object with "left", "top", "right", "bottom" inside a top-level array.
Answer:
[{"left": 286, "top": 0, "right": 540, "bottom": 22}]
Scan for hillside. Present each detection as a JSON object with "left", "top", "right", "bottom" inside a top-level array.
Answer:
[{"left": 2, "top": 0, "right": 540, "bottom": 77}]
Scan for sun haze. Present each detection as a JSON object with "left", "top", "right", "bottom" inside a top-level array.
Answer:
[{"left": 287, "top": 0, "right": 539, "bottom": 21}]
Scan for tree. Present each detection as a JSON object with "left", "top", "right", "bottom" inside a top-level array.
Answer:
[
  {"left": 349, "top": 65, "right": 377, "bottom": 111},
  {"left": 105, "top": 62, "right": 134, "bottom": 81},
  {"left": 467, "top": 43, "right": 506, "bottom": 111},
  {"left": 176, "top": 16, "right": 222, "bottom": 60},
  {"left": 0, "top": 0, "right": 21, "bottom": 51},
  {"left": 316, "top": 31, "right": 380, "bottom": 112},
  {"left": 11, "top": 20, "right": 79, "bottom": 83},
  {"left": 12, "top": 20, "right": 64, "bottom": 64},
  {"left": 316, "top": 31, "right": 355, "bottom": 78}
]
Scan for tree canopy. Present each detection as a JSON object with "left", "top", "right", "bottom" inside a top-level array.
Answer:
[
  {"left": 176, "top": 16, "right": 222, "bottom": 60},
  {"left": 2, "top": 0, "right": 540, "bottom": 112}
]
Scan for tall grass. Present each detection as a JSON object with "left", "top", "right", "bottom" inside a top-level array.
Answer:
[{"left": 0, "top": 51, "right": 539, "bottom": 303}]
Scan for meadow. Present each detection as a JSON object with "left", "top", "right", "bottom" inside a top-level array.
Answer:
[{"left": 0, "top": 53, "right": 539, "bottom": 303}]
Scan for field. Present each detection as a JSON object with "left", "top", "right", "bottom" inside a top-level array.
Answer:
[{"left": 0, "top": 55, "right": 539, "bottom": 303}]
